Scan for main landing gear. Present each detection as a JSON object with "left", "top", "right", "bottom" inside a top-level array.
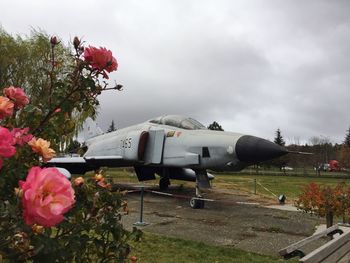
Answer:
[{"left": 159, "top": 177, "right": 170, "bottom": 191}]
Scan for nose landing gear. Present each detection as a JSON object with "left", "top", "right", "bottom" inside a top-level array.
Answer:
[
  {"left": 190, "top": 197, "right": 205, "bottom": 209},
  {"left": 189, "top": 170, "right": 210, "bottom": 209}
]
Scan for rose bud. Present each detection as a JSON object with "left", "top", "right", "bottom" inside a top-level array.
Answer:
[
  {"left": 31, "top": 224, "right": 44, "bottom": 235},
  {"left": 15, "top": 187, "right": 23, "bottom": 198},
  {"left": 94, "top": 173, "right": 103, "bottom": 182},
  {"left": 50, "top": 36, "right": 59, "bottom": 46},
  {"left": 73, "top": 36, "right": 81, "bottom": 49},
  {"left": 121, "top": 201, "right": 129, "bottom": 214},
  {"left": 74, "top": 177, "right": 84, "bottom": 186}
]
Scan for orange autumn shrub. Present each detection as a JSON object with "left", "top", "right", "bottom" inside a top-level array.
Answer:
[{"left": 296, "top": 182, "right": 349, "bottom": 227}]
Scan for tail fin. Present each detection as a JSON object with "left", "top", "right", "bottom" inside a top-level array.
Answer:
[{"left": 83, "top": 118, "right": 103, "bottom": 141}]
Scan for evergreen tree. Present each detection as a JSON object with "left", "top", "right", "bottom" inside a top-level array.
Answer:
[
  {"left": 208, "top": 121, "right": 224, "bottom": 131},
  {"left": 344, "top": 127, "right": 350, "bottom": 147},
  {"left": 270, "top": 128, "right": 288, "bottom": 170},
  {"left": 274, "top": 128, "right": 285, "bottom": 146},
  {"left": 107, "top": 120, "right": 116, "bottom": 132}
]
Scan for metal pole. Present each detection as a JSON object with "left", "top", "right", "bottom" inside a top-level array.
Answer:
[
  {"left": 254, "top": 179, "right": 257, "bottom": 195},
  {"left": 140, "top": 186, "right": 144, "bottom": 223},
  {"left": 134, "top": 186, "right": 149, "bottom": 226}
]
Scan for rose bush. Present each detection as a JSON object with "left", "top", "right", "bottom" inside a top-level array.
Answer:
[{"left": 0, "top": 31, "right": 141, "bottom": 262}]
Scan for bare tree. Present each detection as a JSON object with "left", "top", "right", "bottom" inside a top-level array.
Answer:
[{"left": 309, "top": 136, "right": 332, "bottom": 175}]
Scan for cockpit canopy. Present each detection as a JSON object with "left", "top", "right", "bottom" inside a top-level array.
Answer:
[{"left": 149, "top": 115, "right": 206, "bottom": 130}]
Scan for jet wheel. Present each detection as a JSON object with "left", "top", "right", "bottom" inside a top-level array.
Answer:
[
  {"left": 190, "top": 198, "right": 205, "bottom": 209},
  {"left": 159, "top": 178, "right": 170, "bottom": 191}
]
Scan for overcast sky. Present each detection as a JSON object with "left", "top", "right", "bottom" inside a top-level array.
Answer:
[{"left": 1, "top": 0, "right": 350, "bottom": 144}]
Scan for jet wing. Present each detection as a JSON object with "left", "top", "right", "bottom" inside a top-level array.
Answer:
[
  {"left": 47, "top": 155, "right": 125, "bottom": 174},
  {"left": 46, "top": 128, "right": 167, "bottom": 174},
  {"left": 49, "top": 157, "right": 86, "bottom": 163},
  {"left": 85, "top": 155, "right": 123, "bottom": 160},
  {"left": 47, "top": 157, "right": 90, "bottom": 174},
  {"left": 83, "top": 155, "right": 128, "bottom": 168}
]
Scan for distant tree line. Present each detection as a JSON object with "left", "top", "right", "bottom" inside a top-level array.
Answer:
[{"left": 267, "top": 127, "right": 350, "bottom": 171}]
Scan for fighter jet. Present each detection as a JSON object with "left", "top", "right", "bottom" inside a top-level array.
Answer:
[{"left": 48, "top": 115, "right": 288, "bottom": 208}]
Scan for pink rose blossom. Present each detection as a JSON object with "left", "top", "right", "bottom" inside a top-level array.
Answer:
[
  {"left": 19, "top": 167, "right": 75, "bottom": 227},
  {"left": 0, "top": 96, "right": 14, "bottom": 119},
  {"left": 4, "top": 86, "right": 29, "bottom": 109},
  {"left": 83, "top": 46, "right": 118, "bottom": 79},
  {"left": 11, "top": 128, "right": 33, "bottom": 146},
  {"left": 0, "top": 126, "right": 16, "bottom": 158}
]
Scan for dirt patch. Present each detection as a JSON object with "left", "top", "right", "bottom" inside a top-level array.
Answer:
[{"left": 120, "top": 184, "right": 323, "bottom": 257}]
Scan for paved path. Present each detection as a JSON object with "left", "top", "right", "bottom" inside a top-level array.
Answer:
[{"left": 121, "top": 185, "right": 323, "bottom": 257}]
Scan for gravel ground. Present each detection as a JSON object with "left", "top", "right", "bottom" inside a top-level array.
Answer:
[{"left": 120, "top": 184, "right": 324, "bottom": 258}]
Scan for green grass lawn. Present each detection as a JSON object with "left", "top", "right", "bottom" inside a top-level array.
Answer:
[
  {"left": 213, "top": 173, "right": 349, "bottom": 200},
  {"left": 96, "top": 167, "right": 350, "bottom": 201},
  {"left": 129, "top": 233, "right": 287, "bottom": 263}
]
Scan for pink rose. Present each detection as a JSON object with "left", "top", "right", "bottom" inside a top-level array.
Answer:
[
  {"left": 11, "top": 128, "right": 33, "bottom": 146},
  {"left": 0, "top": 126, "right": 16, "bottom": 158},
  {"left": 3, "top": 86, "right": 29, "bottom": 109},
  {"left": 83, "top": 46, "right": 118, "bottom": 79},
  {"left": 0, "top": 96, "right": 14, "bottom": 119},
  {"left": 19, "top": 167, "right": 75, "bottom": 227}
]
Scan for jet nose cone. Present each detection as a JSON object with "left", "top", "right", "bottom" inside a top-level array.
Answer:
[{"left": 235, "top": 135, "right": 288, "bottom": 163}]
